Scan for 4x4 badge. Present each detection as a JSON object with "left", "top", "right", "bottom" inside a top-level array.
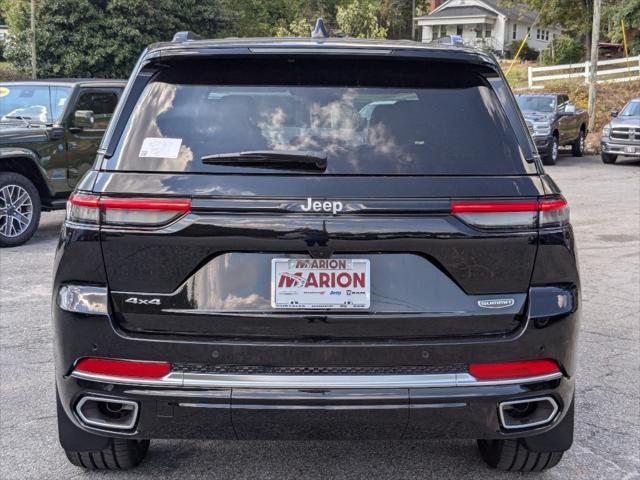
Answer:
[
  {"left": 125, "top": 297, "right": 161, "bottom": 306},
  {"left": 477, "top": 298, "right": 515, "bottom": 309}
]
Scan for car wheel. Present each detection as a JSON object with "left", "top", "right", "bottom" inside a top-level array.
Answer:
[
  {"left": 601, "top": 152, "right": 617, "bottom": 164},
  {"left": 542, "top": 136, "right": 558, "bottom": 165},
  {"left": 0, "top": 172, "right": 41, "bottom": 247},
  {"left": 65, "top": 439, "right": 150, "bottom": 471},
  {"left": 477, "top": 438, "right": 564, "bottom": 472},
  {"left": 572, "top": 130, "right": 585, "bottom": 157}
]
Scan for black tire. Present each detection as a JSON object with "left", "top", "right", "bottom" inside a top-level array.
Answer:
[
  {"left": 0, "top": 172, "right": 41, "bottom": 247},
  {"left": 571, "top": 129, "right": 585, "bottom": 157},
  {"left": 601, "top": 152, "right": 617, "bottom": 164},
  {"left": 542, "top": 136, "right": 559, "bottom": 165},
  {"left": 477, "top": 439, "right": 564, "bottom": 472},
  {"left": 64, "top": 438, "right": 150, "bottom": 470}
]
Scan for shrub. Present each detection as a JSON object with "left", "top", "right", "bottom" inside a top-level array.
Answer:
[
  {"left": 539, "top": 35, "right": 583, "bottom": 66},
  {"left": 507, "top": 40, "right": 539, "bottom": 61}
]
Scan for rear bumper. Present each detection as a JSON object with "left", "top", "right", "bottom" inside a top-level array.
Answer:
[
  {"left": 59, "top": 368, "right": 573, "bottom": 441},
  {"left": 54, "top": 285, "right": 579, "bottom": 441}
]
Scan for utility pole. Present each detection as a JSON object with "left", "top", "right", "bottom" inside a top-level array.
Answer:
[
  {"left": 411, "top": 0, "right": 416, "bottom": 40},
  {"left": 587, "top": 0, "right": 601, "bottom": 132},
  {"left": 30, "top": 0, "right": 36, "bottom": 80}
]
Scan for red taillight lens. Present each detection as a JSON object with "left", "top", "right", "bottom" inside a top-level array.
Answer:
[
  {"left": 469, "top": 359, "right": 560, "bottom": 380},
  {"left": 74, "top": 358, "right": 171, "bottom": 379},
  {"left": 451, "top": 198, "right": 569, "bottom": 229},
  {"left": 66, "top": 193, "right": 191, "bottom": 227}
]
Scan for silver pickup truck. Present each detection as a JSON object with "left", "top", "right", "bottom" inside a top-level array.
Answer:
[{"left": 601, "top": 97, "right": 640, "bottom": 164}]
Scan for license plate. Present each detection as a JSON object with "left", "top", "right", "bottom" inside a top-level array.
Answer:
[
  {"left": 271, "top": 258, "right": 370, "bottom": 309},
  {"left": 625, "top": 146, "right": 636, "bottom": 153}
]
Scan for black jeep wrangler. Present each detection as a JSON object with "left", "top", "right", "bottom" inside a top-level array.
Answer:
[
  {"left": 53, "top": 27, "right": 580, "bottom": 473},
  {"left": 0, "top": 79, "right": 125, "bottom": 246}
]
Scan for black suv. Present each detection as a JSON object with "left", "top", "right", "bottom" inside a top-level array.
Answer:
[{"left": 53, "top": 30, "right": 580, "bottom": 473}]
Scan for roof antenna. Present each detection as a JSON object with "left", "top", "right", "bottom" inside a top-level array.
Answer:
[{"left": 311, "top": 18, "right": 329, "bottom": 38}]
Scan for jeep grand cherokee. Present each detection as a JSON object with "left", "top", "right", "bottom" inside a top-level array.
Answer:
[{"left": 53, "top": 29, "right": 580, "bottom": 473}]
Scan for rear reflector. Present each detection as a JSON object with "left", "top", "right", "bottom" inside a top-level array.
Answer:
[
  {"left": 67, "top": 193, "right": 191, "bottom": 227},
  {"left": 451, "top": 198, "right": 569, "bottom": 229},
  {"left": 74, "top": 358, "right": 171, "bottom": 379},
  {"left": 469, "top": 359, "right": 560, "bottom": 380}
]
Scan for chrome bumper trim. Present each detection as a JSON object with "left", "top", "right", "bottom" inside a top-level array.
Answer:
[{"left": 71, "top": 370, "right": 563, "bottom": 389}]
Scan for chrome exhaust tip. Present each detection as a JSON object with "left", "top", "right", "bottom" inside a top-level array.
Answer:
[
  {"left": 498, "top": 396, "right": 559, "bottom": 430},
  {"left": 75, "top": 396, "right": 139, "bottom": 430}
]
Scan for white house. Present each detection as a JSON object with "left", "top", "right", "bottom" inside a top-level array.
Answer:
[
  {"left": 416, "top": 0, "right": 562, "bottom": 56},
  {"left": 0, "top": 24, "right": 9, "bottom": 42}
]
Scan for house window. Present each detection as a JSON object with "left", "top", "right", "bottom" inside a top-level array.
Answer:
[
  {"left": 536, "top": 28, "right": 540, "bottom": 40},
  {"left": 456, "top": 25, "right": 463, "bottom": 36},
  {"left": 440, "top": 25, "right": 447, "bottom": 36},
  {"left": 486, "top": 27, "right": 492, "bottom": 38},
  {"left": 512, "top": 24, "right": 517, "bottom": 40},
  {"left": 545, "top": 30, "right": 549, "bottom": 41}
]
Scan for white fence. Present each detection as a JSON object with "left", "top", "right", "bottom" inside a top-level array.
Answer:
[{"left": 527, "top": 55, "right": 640, "bottom": 88}]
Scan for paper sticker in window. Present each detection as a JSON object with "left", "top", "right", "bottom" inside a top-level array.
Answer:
[{"left": 139, "top": 137, "right": 182, "bottom": 158}]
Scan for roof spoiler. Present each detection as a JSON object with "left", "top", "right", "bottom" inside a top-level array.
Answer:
[{"left": 172, "top": 31, "right": 202, "bottom": 43}]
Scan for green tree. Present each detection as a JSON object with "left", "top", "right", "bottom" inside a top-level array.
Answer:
[
  {"left": 500, "top": 0, "right": 594, "bottom": 53},
  {"left": 275, "top": 18, "right": 314, "bottom": 37},
  {"left": 539, "top": 35, "right": 583, "bottom": 65},
  {"left": 604, "top": 0, "right": 640, "bottom": 54},
  {"left": 501, "top": 0, "right": 640, "bottom": 57},
  {"left": 336, "top": 0, "right": 387, "bottom": 38},
  {"left": 3, "top": 0, "right": 227, "bottom": 78}
]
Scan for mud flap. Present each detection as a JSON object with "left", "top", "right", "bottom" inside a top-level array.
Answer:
[
  {"left": 523, "top": 395, "right": 574, "bottom": 452},
  {"left": 57, "top": 388, "right": 111, "bottom": 452}
]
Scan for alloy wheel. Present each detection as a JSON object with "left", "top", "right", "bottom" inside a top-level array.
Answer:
[{"left": 0, "top": 184, "right": 33, "bottom": 238}]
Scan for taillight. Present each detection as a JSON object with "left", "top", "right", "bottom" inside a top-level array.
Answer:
[
  {"left": 66, "top": 193, "right": 191, "bottom": 227},
  {"left": 451, "top": 198, "right": 569, "bottom": 229},
  {"left": 538, "top": 198, "right": 570, "bottom": 227},
  {"left": 469, "top": 359, "right": 560, "bottom": 380},
  {"left": 66, "top": 193, "right": 100, "bottom": 224},
  {"left": 74, "top": 358, "right": 171, "bottom": 379}
]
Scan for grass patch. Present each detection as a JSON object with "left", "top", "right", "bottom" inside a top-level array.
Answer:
[{"left": 499, "top": 60, "right": 533, "bottom": 89}]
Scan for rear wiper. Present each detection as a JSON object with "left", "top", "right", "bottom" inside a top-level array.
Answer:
[{"left": 201, "top": 150, "right": 327, "bottom": 171}]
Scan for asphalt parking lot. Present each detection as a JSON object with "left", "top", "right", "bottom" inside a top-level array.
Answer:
[{"left": 0, "top": 154, "right": 638, "bottom": 479}]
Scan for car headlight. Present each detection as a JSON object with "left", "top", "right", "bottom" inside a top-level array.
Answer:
[
  {"left": 532, "top": 123, "right": 551, "bottom": 136},
  {"left": 603, "top": 124, "right": 610, "bottom": 137}
]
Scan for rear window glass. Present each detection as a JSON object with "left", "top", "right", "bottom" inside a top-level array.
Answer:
[{"left": 105, "top": 58, "right": 528, "bottom": 175}]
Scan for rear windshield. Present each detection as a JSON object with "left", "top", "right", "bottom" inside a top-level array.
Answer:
[{"left": 105, "top": 58, "right": 528, "bottom": 175}]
